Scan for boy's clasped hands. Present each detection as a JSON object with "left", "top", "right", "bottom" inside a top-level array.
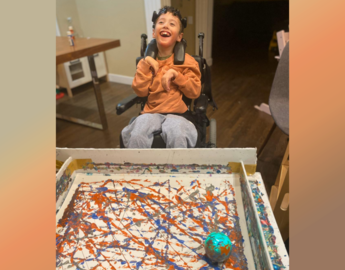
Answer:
[{"left": 145, "top": 56, "right": 178, "bottom": 92}]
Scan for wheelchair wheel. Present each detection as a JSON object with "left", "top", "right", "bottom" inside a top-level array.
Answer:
[{"left": 209, "top": 118, "right": 217, "bottom": 148}]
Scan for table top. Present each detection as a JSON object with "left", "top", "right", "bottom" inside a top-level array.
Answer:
[{"left": 56, "top": 37, "right": 120, "bottom": 65}]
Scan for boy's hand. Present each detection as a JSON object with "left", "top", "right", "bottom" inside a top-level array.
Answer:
[
  {"left": 162, "top": 69, "right": 178, "bottom": 92},
  {"left": 145, "top": 56, "right": 159, "bottom": 75}
]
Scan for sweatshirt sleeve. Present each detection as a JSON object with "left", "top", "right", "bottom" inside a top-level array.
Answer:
[
  {"left": 171, "top": 61, "right": 201, "bottom": 99},
  {"left": 131, "top": 59, "right": 153, "bottom": 97}
]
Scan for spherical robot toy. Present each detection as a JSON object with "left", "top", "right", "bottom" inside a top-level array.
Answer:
[{"left": 204, "top": 232, "right": 232, "bottom": 263}]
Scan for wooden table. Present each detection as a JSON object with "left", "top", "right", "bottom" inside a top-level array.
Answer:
[{"left": 56, "top": 37, "right": 120, "bottom": 130}]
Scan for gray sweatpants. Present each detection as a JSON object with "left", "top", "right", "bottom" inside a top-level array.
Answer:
[{"left": 121, "top": 113, "right": 197, "bottom": 148}]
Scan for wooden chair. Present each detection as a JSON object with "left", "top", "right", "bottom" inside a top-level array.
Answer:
[
  {"left": 268, "top": 41, "right": 289, "bottom": 241},
  {"left": 275, "top": 30, "right": 289, "bottom": 60}
]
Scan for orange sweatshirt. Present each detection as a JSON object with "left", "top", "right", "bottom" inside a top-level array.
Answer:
[{"left": 132, "top": 53, "right": 201, "bottom": 114}]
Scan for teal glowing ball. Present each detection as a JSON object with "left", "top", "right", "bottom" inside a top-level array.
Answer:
[{"left": 205, "top": 232, "right": 232, "bottom": 263}]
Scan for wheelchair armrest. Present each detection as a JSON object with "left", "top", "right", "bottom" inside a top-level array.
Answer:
[
  {"left": 116, "top": 94, "right": 141, "bottom": 115},
  {"left": 194, "top": 94, "right": 208, "bottom": 114}
]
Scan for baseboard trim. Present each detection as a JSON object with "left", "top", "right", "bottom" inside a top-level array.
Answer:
[{"left": 108, "top": 73, "right": 134, "bottom": 85}]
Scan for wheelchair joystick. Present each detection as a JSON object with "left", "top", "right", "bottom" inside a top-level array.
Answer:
[{"left": 198, "top": 33, "right": 205, "bottom": 58}]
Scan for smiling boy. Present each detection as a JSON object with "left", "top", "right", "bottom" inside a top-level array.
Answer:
[{"left": 121, "top": 6, "right": 202, "bottom": 148}]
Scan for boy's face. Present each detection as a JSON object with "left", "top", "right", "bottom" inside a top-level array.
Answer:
[{"left": 153, "top": 12, "right": 183, "bottom": 50}]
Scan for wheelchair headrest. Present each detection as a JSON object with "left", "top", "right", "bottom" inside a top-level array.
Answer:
[{"left": 144, "top": 38, "right": 187, "bottom": 65}]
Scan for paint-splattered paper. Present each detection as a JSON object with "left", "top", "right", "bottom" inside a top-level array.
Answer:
[
  {"left": 56, "top": 161, "right": 234, "bottom": 212},
  {"left": 56, "top": 176, "right": 251, "bottom": 269}
]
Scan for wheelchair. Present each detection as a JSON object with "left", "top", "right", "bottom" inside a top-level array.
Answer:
[{"left": 116, "top": 32, "right": 217, "bottom": 148}]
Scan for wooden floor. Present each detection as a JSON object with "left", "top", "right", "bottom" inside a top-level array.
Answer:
[{"left": 56, "top": 1, "right": 289, "bottom": 195}]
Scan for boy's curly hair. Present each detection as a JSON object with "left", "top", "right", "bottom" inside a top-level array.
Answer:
[{"left": 152, "top": 6, "right": 187, "bottom": 34}]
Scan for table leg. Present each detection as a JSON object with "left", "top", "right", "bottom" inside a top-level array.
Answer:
[
  {"left": 56, "top": 55, "right": 108, "bottom": 130},
  {"left": 87, "top": 55, "right": 108, "bottom": 130}
]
